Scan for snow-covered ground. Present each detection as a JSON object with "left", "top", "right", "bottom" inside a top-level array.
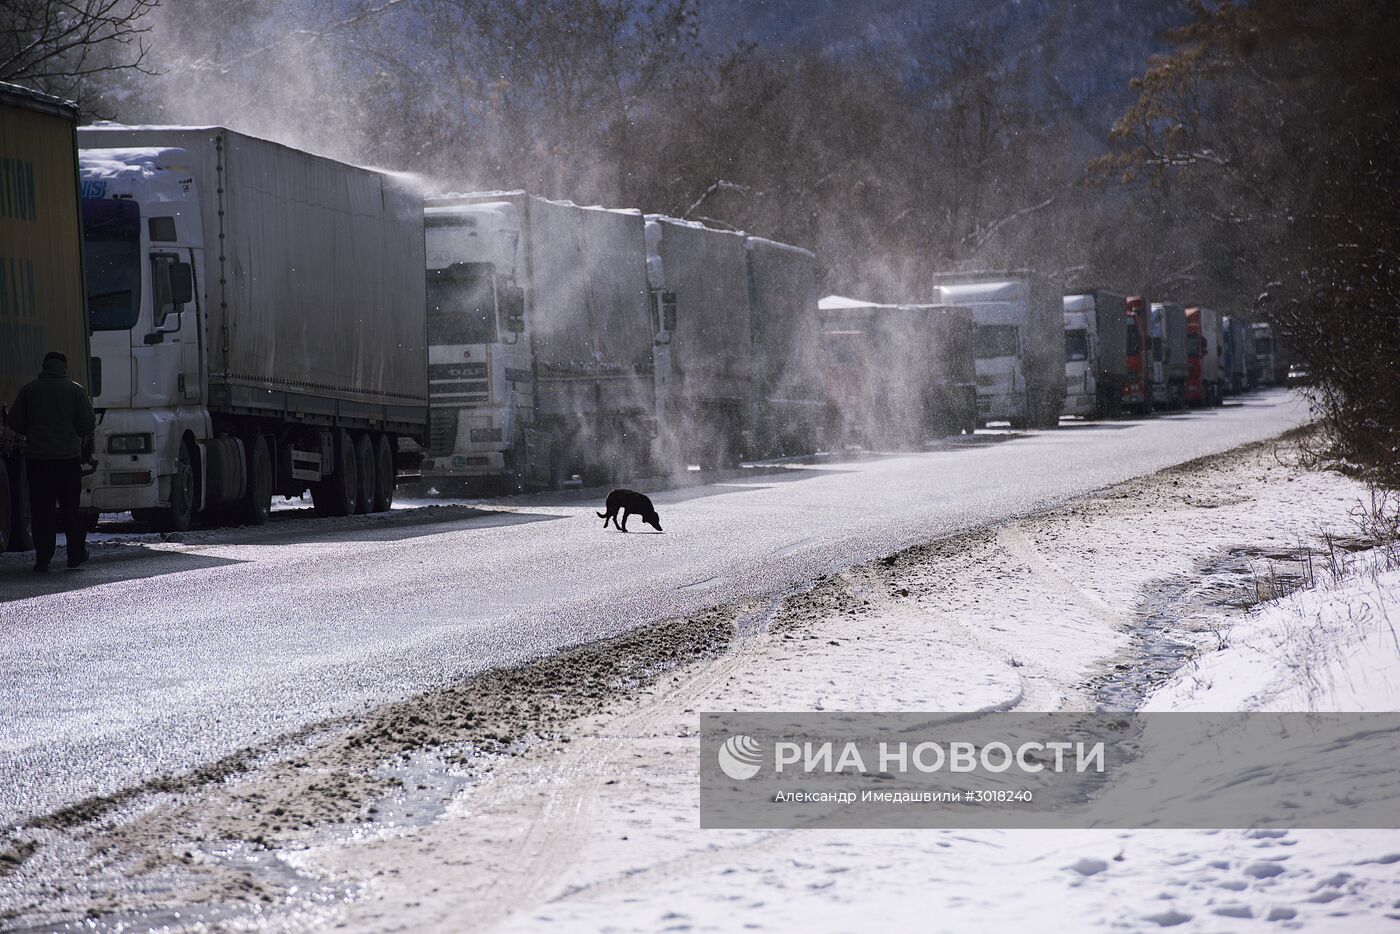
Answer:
[
  {"left": 297, "top": 441, "right": 1400, "bottom": 932},
  {"left": 1146, "top": 547, "right": 1400, "bottom": 713}
]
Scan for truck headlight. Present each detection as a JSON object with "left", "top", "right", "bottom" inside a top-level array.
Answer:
[
  {"left": 470, "top": 428, "right": 503, "bottom": 443},
  {"left": 108, "top": 433, "right": 154, "bottom": 454}
]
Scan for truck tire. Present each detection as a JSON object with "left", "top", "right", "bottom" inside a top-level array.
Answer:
[
  {"left": 353, "top": 433, "right": 374, "bottom": 515},
  {"left": 152, "top": 441, "right": 195, "bottom": 533},
  {"left": 372, "top": 434, "right": 394, "bottom": 512},
  {"left": 3, "top": 458, "right": 33, "bottom": 552},
  {"left": 239, "top": 435, "right": 273, "bottom": 526},
  {"left": 312, "top": 430, "right": 356, "bottom": 517}
]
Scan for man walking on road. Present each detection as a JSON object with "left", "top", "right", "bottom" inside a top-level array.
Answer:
[{"left": 6, "top": 352, "right": 96, "bottom": 572}]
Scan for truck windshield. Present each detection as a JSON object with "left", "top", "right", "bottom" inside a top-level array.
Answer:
[
  {"left": 83, "top": 198, "right": 142, "bottom": 331},
  {"left": 427, "top": 265, "right": 497, "bottom": 345},
  {"left": 1064, "top": 329, "right": 1089, "bottom": 362},
  {"left": 974, "top": 324, "right": 1018, "bottom": 359},
  {"left": 1125, "top": 321, "right": 1142, "bottom": 355}
]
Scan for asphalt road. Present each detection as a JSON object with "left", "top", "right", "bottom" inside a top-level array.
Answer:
[{"left": 0, "top": 391, "right": 1308, "bottom": 825}]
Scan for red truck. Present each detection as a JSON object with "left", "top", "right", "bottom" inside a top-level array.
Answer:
[
  {"left": 1121, "top": 296, "right": 1151, "bottom": 414},
  {"left": 1184, "top": 307, "right": 1223, "bottom": 406}
]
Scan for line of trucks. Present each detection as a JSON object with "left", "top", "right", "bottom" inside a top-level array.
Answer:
[{"left": 0, "top": 85, "right": 1292, "bottom": 549}]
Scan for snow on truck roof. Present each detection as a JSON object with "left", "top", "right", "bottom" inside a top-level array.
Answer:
[
  {"left": 433, "top": 190, "right": 643, "bottom": 217},
  {"left": 820, "top": 295, "right": 882, "bottom": 310},
  {"left": 744, "top": 235, "right": 816, "bottom": 260},
  {"left": 820, "top": 295, "right": 952, "bottom": 313},
  {"left": 79, "top": 147, "right": 190, "bottom": 180},
  {"left": 79, "top": 123, "right": 418, "bottom": 183},
  {"left": 935, "top": 279, "right": 1030, "bottom": 302},
  {"left": 1063, "top": 293, "right": 1098, "bottom": 314}
]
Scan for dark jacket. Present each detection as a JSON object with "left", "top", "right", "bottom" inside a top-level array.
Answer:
[{"left": 6, "top": 359, "right": 96, "bottom": 461}]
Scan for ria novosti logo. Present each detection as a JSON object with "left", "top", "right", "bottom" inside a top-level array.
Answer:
[{"left": 717, "top": 734, "right": 763, "bottom": 780}]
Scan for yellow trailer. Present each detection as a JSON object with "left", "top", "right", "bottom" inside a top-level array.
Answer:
[{"left": 0, "top": 82, "right": 90, "bottom": 551}]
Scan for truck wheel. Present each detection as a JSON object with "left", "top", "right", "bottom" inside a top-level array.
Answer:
[
  {"left": 312, "top": 429, "right": 356, "bottom": 517},
  {"left": 3, "top": 458, "right": 35, "bottom": 552},
  {"left": 240, "top": 435, "right": 273, "bottom": 526},
  {"left": 153, "top": 442, "right": 195, "bottom": 533},
  {"left": 353, "top": 432, "right": 374, "bottom": 515},
  {"left": 372, "top": 434, "right": 395, "bottom": 512}
]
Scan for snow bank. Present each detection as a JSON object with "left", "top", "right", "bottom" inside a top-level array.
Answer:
[{"left": 1146, "top": 549, "right": 1400, "bottom": 712}]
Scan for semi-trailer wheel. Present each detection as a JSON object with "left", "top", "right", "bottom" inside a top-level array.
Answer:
[
  {"left": 312, "top": 429, "right": 356, "bottom": 517},
  {"left": 239, "top": 434, "right": 273, "bottom": 526},
  {"left": 353, "top": 432, "right": 374, "bottom": 515},
  {"left": 151, "top": 441, "right": 195, "bottom": 533},
  {"left": 372, "top": 433, "right": 395, "bottom": 512}
]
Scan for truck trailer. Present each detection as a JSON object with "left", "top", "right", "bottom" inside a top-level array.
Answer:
[
  {"left": 1, "top": 84, "right": 91, "bottom": 551},
  {"left": 645, "top": 215, "right": 750, "bottom": 469},
  {"left": 1061, "top": 290, "right": 1128, "bottom": 419},
  {"left": 933, "top": 272, "right": 1064, "bottom": 429},
  {"left": 744, "top": 236, "right": 827, "bottom": 459},
  {"left": 1149, "top": 303, "right": 1188, "bottom": 410},
  {"left": 818, "top": 296, "right": 976, "bottom": 448},
  {"left": 1185, "top": 306, "right": 1223, "bottom": 406},
  {"left": 421, "top": 192, "right": 655, "bottom": 491},
  {"left": 77, "top": 126, "right": 428, "bottom": 530}
]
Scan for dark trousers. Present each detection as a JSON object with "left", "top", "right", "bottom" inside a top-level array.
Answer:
[{"left": 26, "top": 457, "right": 85, "bottom": 568}]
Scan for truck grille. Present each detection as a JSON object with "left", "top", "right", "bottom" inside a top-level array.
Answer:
[{"left": 429, "top": 409, "right": 458, "bottom": 455}]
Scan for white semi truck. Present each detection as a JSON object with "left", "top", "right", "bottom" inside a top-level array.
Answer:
[
  {"left": 1061, "top": 290, "right": 1129, "bottom": 419},
  {"left": 933, "top": 271, "right": 1064, "bottom": 429},
  {"left": 77, "top": 126, "right": 428, "bottom": 530},
  {"left": 420, "top": 192, "right": 656, "bottom": 491}
]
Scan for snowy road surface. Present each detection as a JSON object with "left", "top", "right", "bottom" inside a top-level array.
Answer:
[{"left": 0, "top": 391, "right": 1307, "bottom": 825}]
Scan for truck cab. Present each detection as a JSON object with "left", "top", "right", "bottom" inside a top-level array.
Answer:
[
  {"left": 1061, "top": 306, "right": 1095, "bottom": 418},
  {"left": 1122, "top": 296, "right": 1151, "bottom": 413},
  {"left": 1184, "top": 307, "right": 1222, "bottom": 406},
  {"left": 819, "top": 326, "right": 872, "bottom": 446},
  {"left": 422, "top": 201, "right": 530, "bottom": 492},
  {"left": 1250, "top": 322, "right": 1277, "bottom": 387},
  {"left": 79, "top": 148, "right": 209, "bottom": 520},
  {"left": 934, "top": 274, "right": 1062, "bottom": 430}
]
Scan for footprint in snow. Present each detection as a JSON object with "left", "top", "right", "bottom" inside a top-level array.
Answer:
[
  {"left": 1243, "top": 861, "right": 1287, "bottom": 880},
  {"left": 1066, "top": 857, "right": 1108, "bottom": 877},
  {"left": 1143, "top": 908, "right": 1193, "bottom": 927}
]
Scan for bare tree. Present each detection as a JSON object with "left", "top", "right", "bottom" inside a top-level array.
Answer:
[{"left": 0, "top": 0, "right": 158, "bottom": 107}]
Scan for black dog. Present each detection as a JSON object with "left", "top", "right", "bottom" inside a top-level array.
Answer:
[{"left": 597, "top": 489, "right": 662, "bottom": 532}]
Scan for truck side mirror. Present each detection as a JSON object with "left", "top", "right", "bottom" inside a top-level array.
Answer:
[{"left": 501, "top": 285, "right": 525, "bottom": 333}]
